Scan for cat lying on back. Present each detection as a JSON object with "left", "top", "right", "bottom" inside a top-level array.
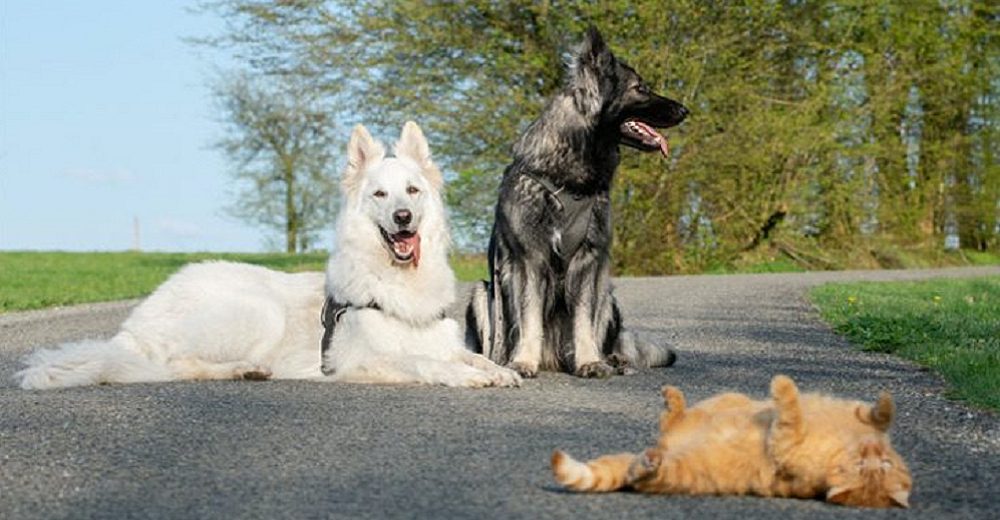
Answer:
[{"left": 552, "top": 375, "right": 912, "bottom": 508}]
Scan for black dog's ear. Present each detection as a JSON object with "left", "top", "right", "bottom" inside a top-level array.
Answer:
[
  {"left": 578, "top": 25, "right": 612, "bottom": 71},
  {"left": 569, "top": 26, "right": 614, "bottom": 116}
]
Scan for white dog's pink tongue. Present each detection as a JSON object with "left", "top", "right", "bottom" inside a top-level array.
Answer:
[{"left": 394, "top": 233, "right": 421, "bottom": 267}]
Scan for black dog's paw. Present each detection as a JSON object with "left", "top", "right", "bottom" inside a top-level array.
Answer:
[
  {"left": 575, "top": 361, "right": 614, "bottom": 379},
  {"left": 507, "top": 361, "right": 539, "bottom": 379}
]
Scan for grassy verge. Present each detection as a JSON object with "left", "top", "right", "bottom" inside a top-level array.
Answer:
[
  {"left": 0, "top": 251, "right": 490, "bottom": 313},
  {"left": 810, "top": 276, "right": 1000, "bottom": 410},
  {"left": 0, "top": 251, "right": 328, "bottom": 312},
  {"left": 450, "top": 253, "right": 488, "bottom": 282}
]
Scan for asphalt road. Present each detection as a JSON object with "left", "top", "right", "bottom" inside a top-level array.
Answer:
[{"left": 1, "top": 266, "right": 998, "bottom": 519}]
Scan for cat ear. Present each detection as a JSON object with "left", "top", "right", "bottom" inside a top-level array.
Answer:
[
  {"left": 343, "top": 124, "right": 385, "bottom": 193},
  {"left": 395, "top": 121, "right": 442, "bottom": 191},
  {"left": 890, "top": 489, "right": 910, "bottom": 508},
  {"left": 826, "top": 485, "right": 854, "bottom": 505}
]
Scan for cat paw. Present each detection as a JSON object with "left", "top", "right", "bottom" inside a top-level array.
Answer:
[
  {"left": 627, "top": 448, "right": 662, "bottom": 481},
  {"left": 575, "top": 361, "right": 614, "bottom": 379},
  {"left": 770, "top": 375, "right": 799, "bottom": 401},
  {"left": 507, "top": 361, "right": 538, "bottom": 378},
  {"left": 661, "top": 386, "right": 685, "bottom": 410}
]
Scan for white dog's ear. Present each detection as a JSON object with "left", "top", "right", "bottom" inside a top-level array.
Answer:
[
  {"left": 343, "top": 124, "right": 385, "bottom": 193},
  {"left": 396, "top": 121, "right": 443, "bottom": 191}
]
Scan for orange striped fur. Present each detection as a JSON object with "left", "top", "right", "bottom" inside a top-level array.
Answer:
[{"left": 551, "top": 375, "right": 912, "bottom": 508}]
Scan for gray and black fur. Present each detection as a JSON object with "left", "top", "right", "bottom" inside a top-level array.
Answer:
[{"left": 466, "top": 28, "right": 688, "bottom": 378}]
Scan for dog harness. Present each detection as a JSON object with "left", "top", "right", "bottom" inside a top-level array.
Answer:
[
  {"left": 319, "top": 296, "right": 448, "bottom": 375},
  {"left": 525, "top": 173, "right": 596, "bottom": 260},
  {"left": 319, "top": 296, "right": 381, "bottom": 375}
]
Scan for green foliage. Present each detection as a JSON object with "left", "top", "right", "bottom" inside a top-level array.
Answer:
[
  {"left": 811, "top": 277, "right": 1000, "bottom": 410},
  {"left": 196, "top": 1, "right": 1000, "bottom": 270}
]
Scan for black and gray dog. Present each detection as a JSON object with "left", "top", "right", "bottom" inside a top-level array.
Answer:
[{"left": 466, "top": 28, "right": 688, "bottom": 378}]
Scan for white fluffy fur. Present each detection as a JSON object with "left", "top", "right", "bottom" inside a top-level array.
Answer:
[{"left": 16, "top": 122, "right": 519, "bottom": 390}]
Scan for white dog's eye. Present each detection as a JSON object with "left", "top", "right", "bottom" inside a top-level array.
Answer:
[
  {"left": 373, "top": 190, "right": 387, "bottom": 198},
  {"left": 406, "top": 186, "right": 420, "bottom": 195}
]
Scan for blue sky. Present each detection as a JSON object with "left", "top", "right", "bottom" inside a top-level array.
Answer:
[{"left": 1, "top": 1, "right": 274, "bottom": 252}]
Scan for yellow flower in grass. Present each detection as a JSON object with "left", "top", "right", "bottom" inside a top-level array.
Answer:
[
  {"left": 932, "top": 295, "right": 942, "bottom": 305},
  {"left": 847, "top": 295, "right": 857, "bottom": 305}
]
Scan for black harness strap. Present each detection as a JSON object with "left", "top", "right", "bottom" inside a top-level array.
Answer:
[
  {"left": 320, "top": 296, "right": 381, "bottom": 375},
  {"left": 525, "top": 173, "right": 596, "bottom": 260}
]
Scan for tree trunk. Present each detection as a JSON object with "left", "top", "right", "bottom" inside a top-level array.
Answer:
[{"left": 284, "top": 159, "right": 297, "bottom": 253}]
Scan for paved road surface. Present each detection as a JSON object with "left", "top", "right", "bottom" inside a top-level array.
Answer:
[{"left": 1, "top": 266, "right": 998, "bottom": 519}]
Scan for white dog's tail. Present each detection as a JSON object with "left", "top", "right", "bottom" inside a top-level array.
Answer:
[{"left": 15, "top": 334, "right": 171, "bottom": 390}]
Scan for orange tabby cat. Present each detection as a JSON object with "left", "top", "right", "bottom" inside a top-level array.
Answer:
[{"left": 552, "top": 375, "right": 912, "bottom": 508}]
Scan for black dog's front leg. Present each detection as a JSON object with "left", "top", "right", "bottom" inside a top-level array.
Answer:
[
  {"left": 505, "top": 260, "right": 544, "bottom": 378},
  {"left": 566, "top": 251, "right": 615, "bottom": 378}
]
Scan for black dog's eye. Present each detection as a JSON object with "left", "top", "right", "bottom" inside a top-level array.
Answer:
[
  {"left": 406, "top": 186, "right": 420, "bottom": 195},
  {"left": 373, "top": 190, "right": 387, "bottom": 198},
  {"left": 633, "top": 84, "right": 650, "bottom": 95}
]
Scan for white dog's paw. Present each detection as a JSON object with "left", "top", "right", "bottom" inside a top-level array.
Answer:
[
  {"left": 506, "top": 360, "right": 539, "bottom": 379},
  {"left": 234, "top": 364, "right": 272, "bottom": 381},
  {"left": 439, "top": 369, "right": 494, "bottom": 388},
  {"left": 488, "top": 366, "right": 522, "bottom": 387}
]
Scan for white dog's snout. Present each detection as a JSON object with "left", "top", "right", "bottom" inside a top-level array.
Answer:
[{"left": 393, "top": 209, "right": 412, "bottom": 226}]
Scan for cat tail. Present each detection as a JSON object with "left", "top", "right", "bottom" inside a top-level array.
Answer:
[
  {"left": 551, "top": 450, "right": 638, "bottom": 492},
  {"left": 15, "top": 333, "right": 171, "bottom": 390}
]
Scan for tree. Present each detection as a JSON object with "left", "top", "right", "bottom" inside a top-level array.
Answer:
[
  {"left": 197, "top": 0, "right": 999, "bottom": 269},
  {"left": 213, "top": 75, "right": 339, "bottom": 252}
]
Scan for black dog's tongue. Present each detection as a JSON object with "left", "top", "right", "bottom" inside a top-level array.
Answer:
[{"left": 633, "top": 121, "right": 669, "bottom": 157}]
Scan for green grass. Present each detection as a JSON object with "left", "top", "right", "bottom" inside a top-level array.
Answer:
[
  {"left": 0, "top": 252, "right": 487, "bottom": 312},
  {"left": 705, "top": 256, "right": 807, "bottom": 275},
  {"left": 961, "top": 249, "right": 1000, "bottom": 266},
  {"left": 0, "top": 251, "right": 329, "bottom": 312},
  {"left": 810, "top": 277, "right": 1000, "bottom": 410},
  {"left": 450, "top": 253, "right": 488, "bottom": 282},
  {"left": 0, "top": 251, "right": 490, "bottom": 313}
]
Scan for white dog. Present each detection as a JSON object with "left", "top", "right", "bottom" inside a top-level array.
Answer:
[{"left": 16, "top": 122, "right": 520, "bottom": 390}]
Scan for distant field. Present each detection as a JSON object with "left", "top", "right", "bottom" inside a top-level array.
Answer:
[
  {"left": 0, "top": 251, "right": 489, "bottom": 313},
  {"left": 811, "top": 276, "right": 1000, "bottom": 410},
  {"left": 0, "top": 251, "right": 327, "bottom": 312}
]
